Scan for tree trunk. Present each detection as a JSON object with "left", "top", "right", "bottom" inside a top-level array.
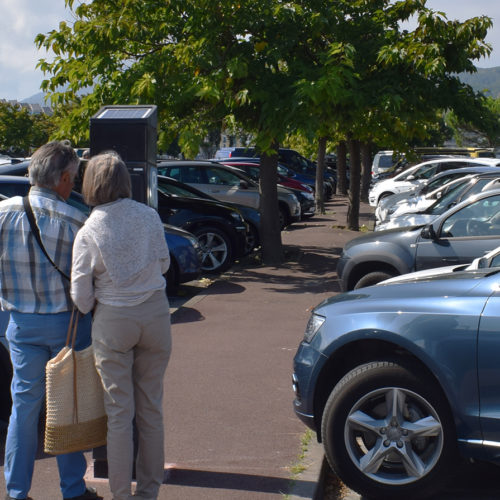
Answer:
[
  {"left": 260, "top": 146, "right": 283, "bottom": 266},
  {"left": 315, "top": 136, "right": 327, "bottom": 214},
  {"left": 360, "top": 141, "right": 372, "bottom": 202},
  {"left": 347, "top": 136, "right": 361, "bottom": 231},
  {"left": 336, "top": 141, "right": 348, "bottom": 195}
]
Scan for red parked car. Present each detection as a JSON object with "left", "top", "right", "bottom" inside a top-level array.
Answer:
[{"left": 219, "top": 161, "right": 314, "bottom": 193}]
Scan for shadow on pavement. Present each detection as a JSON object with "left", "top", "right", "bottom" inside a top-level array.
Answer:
[
  {"left": 171, "top": 307, "right": 205, "bottom": 324},
  {"left": 202, "top": 281, "right": 245, "bottom": 296},
  {"left": 163, "top": 467, "right": 315, "bottom": 495},
  {"left": 224, "top": 245, "right": 345, "bottom": 295},
  {"left": 320, "top": 457, "right": 500, "bottom": 500}
]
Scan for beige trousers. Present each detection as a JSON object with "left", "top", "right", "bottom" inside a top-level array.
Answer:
[{"left": 92, "top": 290, "right": 172, "bottom": 500}]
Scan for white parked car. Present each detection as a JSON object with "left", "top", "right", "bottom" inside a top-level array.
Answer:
[
  {"left": 375, "top": 173, "right": 500, "bottom": 231},
  {"left": 375, "top": 165, "right": 500, "bottom": 222},
  {"left": 371, "top": 150, "right": 402, "bottom": 178},
  {"left": 378, "top": 177, "right": 470, "bottom": 223},
  {"left": 368, "top": 157, "right": 500, "bottom": 207}
]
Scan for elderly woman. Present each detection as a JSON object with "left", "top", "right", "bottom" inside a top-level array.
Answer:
[{"left": 71, "top": 152, "right": 171, "bottom": 500}]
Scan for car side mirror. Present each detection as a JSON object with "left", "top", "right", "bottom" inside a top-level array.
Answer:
[
  {"left": 421, "top": 224, "right": 437, "bottom": 240},
  {"left": 239, "top": 180, "right": 249, "bottom": 189},
  {"left": 407, "top": 175, "right": 415, "bottom": 181}
]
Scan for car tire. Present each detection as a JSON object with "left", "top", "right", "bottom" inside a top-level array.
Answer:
[
  {"left": 244, "top": 224, "right": 259, "bottom": 254},
  {"left": 192, "top": 226, "right": 233, "bottom": 273},
  {"left": 165, "top": 256, "right": 179, "bottom": 296},
  {"left": 354, "top": 271, "right": 396, "bottom": 289},
  {"left": 278, "top": 205, "right": 289, "bottom": 229},
  {"left": 321, "top": 361, "right": 457, "bottom": 500},
  {"left": 0, "top": 343, "right": 12, "bottom": 427}
]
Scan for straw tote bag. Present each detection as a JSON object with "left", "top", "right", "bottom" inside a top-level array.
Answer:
[{"left": 44, "top": 309, "right": 107, "bottom": 455}]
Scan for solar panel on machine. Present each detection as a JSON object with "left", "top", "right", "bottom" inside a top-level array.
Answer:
[{"left": 96, "top": 108, "right": 151, "bottom": 119}]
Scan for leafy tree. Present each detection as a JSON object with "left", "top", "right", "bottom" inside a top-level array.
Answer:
[
  {"left": 0, "top": 102, "right": 55, "bottom": 156},
  {"left": 35, "top": 0, "right": 331, "bottom": 265},
  {"left": 35, "top": 0, "right": 495, "bottom": 244},
  {"left": 327, "top": 1, "right": 492, "bottom": 229}
]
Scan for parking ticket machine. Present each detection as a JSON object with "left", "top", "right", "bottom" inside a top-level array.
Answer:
[{"left": 89, "top": 104, "right": 158, "bottom": 210}]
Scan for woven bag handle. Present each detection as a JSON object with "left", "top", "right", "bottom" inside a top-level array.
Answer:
[
  {"left": 65, "top": 308, "right": 80, "bottom": 349},
  {"left": 64, "top": 308, "right": 81, "bottom": 423}
]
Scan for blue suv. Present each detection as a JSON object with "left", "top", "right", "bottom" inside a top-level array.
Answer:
[{"left": 293, "top": 246, "right": 500, "bottom": 499}]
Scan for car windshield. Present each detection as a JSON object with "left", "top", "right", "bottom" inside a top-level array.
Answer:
[
  {"left": 441, "top": 194, "right": 500, "bottom": 238},
  {"left": 425, "top": 180, "right": 475, "bottom": 215},
  {"left": 378, "top": 155, "right": 394, "bottom": 168},
  {"left": 422, "top": 173, "right": 471, "bottom": 194},
  {"left": 157, "top": 178, "right": 207, "bottom": 199}
]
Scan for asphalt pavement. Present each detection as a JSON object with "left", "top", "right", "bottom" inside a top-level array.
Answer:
[{"left": 0, "top": 195, "right": 375, "bottom": 500}]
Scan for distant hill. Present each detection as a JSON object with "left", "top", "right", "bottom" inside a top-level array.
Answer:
[
  {"left": 458, "top": 66, "right": 500, "bottom": 99},
  {"left": 21, "top": 92, "right": 46, "bottom": 105}
]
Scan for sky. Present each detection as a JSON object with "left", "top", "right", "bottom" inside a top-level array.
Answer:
[{"left": 0, "top": 0, "right": 499, "bottom": 102}]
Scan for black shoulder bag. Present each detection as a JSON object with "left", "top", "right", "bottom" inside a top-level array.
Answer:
[{"left": 23, "top": 196, "right": 70, "bottom": 281}]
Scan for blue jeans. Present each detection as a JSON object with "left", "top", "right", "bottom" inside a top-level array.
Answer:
[{"left": 4, "top": 311, "right": 92, "bottom": 499}]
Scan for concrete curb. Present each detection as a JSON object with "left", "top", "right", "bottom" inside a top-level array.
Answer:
[{"left": 288, "top": 438, "right": 325, "bottom": 500}]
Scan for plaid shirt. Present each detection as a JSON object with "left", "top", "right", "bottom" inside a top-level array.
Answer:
[{"left": 0, "top": 187, "right": 87, "bottom": 313}]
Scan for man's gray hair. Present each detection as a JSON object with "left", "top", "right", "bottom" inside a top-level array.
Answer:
[{"left": 28, "top": 141, "right": 79, "bottom": 188}]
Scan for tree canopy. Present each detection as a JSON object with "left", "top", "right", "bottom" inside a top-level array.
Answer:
[
  {"left": 35, "top": 0, "right": 496, "bottom": 250},
  {"left": 0, "top": 102, "right": 55, "bottom": 156}
]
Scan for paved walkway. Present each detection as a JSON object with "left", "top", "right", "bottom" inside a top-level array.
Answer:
[{"left": 0, "top": 196, "right": 374, "bottom": 499}]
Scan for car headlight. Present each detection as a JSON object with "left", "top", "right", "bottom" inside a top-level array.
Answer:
[
  {"left": 188, "top": 235, "right": 200, "bottom": 249},
  {"left": 230, "top": 212, "right": 244, "bottom": 223},
  {"left": 304, "top": 313, "right": 325, "bottom": 343},
  {"left": 302, "top": 192, "right": 314, "bottom": 200}
]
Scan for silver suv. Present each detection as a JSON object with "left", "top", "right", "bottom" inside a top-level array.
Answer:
[{"left": 157, "top": 160, "right": 301, "bottom": 228}]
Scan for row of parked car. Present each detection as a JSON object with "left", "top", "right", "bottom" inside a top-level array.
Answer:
[
  {"left": 0, "top": 149, "right": 331, "bottom": 427},
  {"left": 292, "top": 152, "right": 500, "bottom": 500},
  {"left": 336, "top": 156, "right": 500, "bottom": 290},
  {"left": 0, "top": 150, "right": 333, "bottom": 281}
]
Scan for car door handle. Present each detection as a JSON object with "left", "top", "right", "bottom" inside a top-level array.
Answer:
[{"left": 442, "top": 257, "right": 460, "bottom": 263}]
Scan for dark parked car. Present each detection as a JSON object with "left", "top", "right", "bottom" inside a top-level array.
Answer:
[
  {"left": 156, "top": 177, "right": 249, "bottom": 272},
  {"left": 293, "top": 245, "right": 500, "bottom": 499},
  {"left": 0, "top": 160, "right": 30, "bottom": 176},
  {"left": 337, "top": 188, "right": 500, "bottom": 291},
  {"left": 0, "top": 176, "right": 201, "bottom": 293},
  {"left": 217, "top": 154, "right": 336, "bottom": 197},
  {"left": 0, "top": 310, "right": 11, "bottom": 427},
  {"left": 157, "top": 175, "right": 260, "bottom": 254},
  {"left": 215, "top": 146, "right": 322, "bottom": 177}
]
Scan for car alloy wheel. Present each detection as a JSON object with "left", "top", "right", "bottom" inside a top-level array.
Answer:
[
  {"left": 321, "top": 361, "right": 456, "bottom": 500},
  {"left": 193, "top": 226, "right": 233, "bottom": 273}
]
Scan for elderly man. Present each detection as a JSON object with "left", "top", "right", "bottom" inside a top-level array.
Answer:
[{"left": 0, "top": 141, "right": 101, "bottom": 500}]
